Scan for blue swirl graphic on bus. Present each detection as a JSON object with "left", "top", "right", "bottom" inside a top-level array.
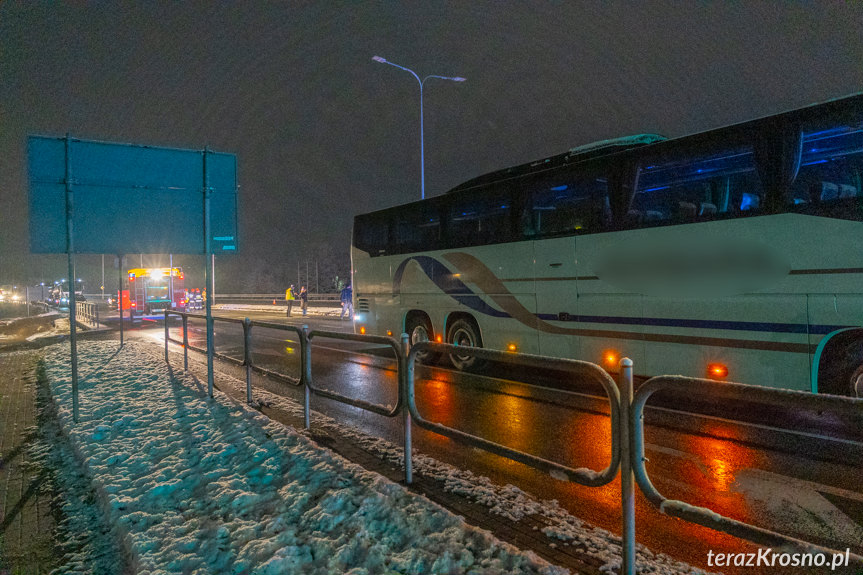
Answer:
[{"left": 392, "top": 256, "right": 510, "bottom": 318}]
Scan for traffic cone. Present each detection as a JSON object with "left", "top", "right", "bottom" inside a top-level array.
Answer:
[{"left": 273, "top": 299, "right": 276, "bottom": 305}]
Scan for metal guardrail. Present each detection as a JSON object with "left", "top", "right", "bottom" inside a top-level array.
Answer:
[
  {"left": 407, "top": 341, "right": 622, "bottom": 486},
  {"left": 632, "top": 376, "right": 863, "bottom": 566},
  {"left": 161, "top": 309, "right": 863, "bottom": 574},
  {"left": 74, "top": 301, "right": 100, "bottom": 327},
  {"left": 213, "top": 293, "right": 341, "bottom": 304}
]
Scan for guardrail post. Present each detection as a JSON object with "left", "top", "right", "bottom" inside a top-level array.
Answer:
[
  {"left": 95, "top": 303, "right": 99, "bottom": 326},
  {"left": 182, "top": 314, "right": 189, "bottom": 371},
  {"left": 619, "top": 357, "right": 635, "bottom": 575},
  {"left": 164, "top": 310, "right": 169, "bottom": 363},
  {"left": 401, "top": 333, "right": 413, "bottom": 485},
  {"left": 243, "top": 317, "right": 252, "bottom": 404},
  {"left": 302, "top": 324, "right": 311, "bottom": 429}
]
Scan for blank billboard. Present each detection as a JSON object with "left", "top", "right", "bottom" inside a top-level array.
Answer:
[{"left": 28, "top": 135, "right": 238, "bottom": 254}]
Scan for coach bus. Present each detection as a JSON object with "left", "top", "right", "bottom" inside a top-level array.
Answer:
[{"left": 351, "top": 93, "right": 863, "bottom": 396}]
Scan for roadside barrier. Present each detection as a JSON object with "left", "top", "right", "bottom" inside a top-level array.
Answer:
[
  {"left": 632, "top": 376, "right": 863, "bottom": 566},
  {"left": 162, "top": 310, "right": 862, "bottom": 574},
  {"left": 74, "top": 301, "right": 99, "bottom": 327}
]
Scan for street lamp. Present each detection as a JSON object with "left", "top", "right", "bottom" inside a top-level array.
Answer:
[{"left": 372, "top": 56, "right": 465, "bottom": 200}]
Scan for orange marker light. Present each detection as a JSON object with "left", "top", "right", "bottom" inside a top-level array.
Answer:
[
  {"left": 507, "top": 343, "right": 518, "bottom": 352},
  {"left": 386, "top": 330, "right": 393, "bottom": 337},
  {"left": 436, "top": 335, "right": 443, "bottom": 343},
  {"left": 707, "top": 363, "right": 728, "bottom": 379},
  {"left": 359, "top": 326, "right": 366, "bottom": 335},
  {"left": 603, "top": 351, "right": 618, "bottom": 366}
]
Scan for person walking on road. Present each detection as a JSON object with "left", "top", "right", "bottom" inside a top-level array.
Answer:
[
  {"left": 340, "top": 284, "right": 353, "bottom": 320},
  {"left": 299, "top": 286, "right": 308, "bottom": 316},
  {"left": 285, "top": 284, "right": 296, "bottom": 317}
]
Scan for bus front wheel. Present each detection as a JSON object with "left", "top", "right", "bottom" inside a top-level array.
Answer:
[
  {"left": 447, "top": 318, "right": 485, "bottom": 371},
  {"left": 406, "top": 315, "right": 440, "bottom": 365}
]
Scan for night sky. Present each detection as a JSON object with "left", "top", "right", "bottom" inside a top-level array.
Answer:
[{"left": 2, "top": 2, "right": 862, "bottom": 293}]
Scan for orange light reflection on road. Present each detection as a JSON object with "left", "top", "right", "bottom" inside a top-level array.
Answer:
[{"left": 677, "top": 424, "right": 759, "bottom": 521}]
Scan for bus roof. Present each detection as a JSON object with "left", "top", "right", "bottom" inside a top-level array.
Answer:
[
  {"left": 445, "top": 133, "right": 666, "bottom": 194},
  {"left": 442, "top": 91, "right": 863, "bottom": 196}
]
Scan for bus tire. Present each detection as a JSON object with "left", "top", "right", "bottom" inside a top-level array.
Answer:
[
  {"left": 818, "top": 333, "right": 863, "bottom": 397},
  {"left": 447, "top": 318, "right": 486, "bottom": 371},
  {"left": 406, "top": 314, "right": 440, "bottom": 365},
  {"left": 852, "top": 365, "right": 863, "bottom": 399}
]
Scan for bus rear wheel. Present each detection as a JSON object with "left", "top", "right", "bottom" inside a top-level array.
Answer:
[
  {"left": 819, "top": 336, "right": 863, "bottom": 397},
  {"left": 851, "top": 365, "right": 863, "bottom": 399},
  {"left": 447, "top": 318, "right": 485, "bottom": 371},
  {"left": 406, "top": 315, "right": 440, "bottom": 365}
]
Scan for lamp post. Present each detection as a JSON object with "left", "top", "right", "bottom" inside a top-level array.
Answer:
[{"left": 372, "top": 56, "right": 465, "bottom": 200}]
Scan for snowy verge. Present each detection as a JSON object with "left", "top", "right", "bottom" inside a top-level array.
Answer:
[
  {"left": 41, "top": 340, "right": 569, "bottom": 575},
  {"left": 174, "top": 341, "right": 716, "bottom": 575},
  {"left": 28, "top": 357, "right": 130, "bottom": 575}
]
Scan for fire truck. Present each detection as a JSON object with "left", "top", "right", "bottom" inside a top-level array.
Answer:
[{"left": 124, "top": 267, "right": 185, "bottom": 315}]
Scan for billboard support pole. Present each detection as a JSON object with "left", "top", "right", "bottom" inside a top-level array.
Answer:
[
  {"left": 64, "top": 134, "right": 80, "bottom": 423},
  {"left": 203, "top": 147, "right": 215, "bottom": 398},
  {"left": 118, "top": 254, "right": 124, "bottom": 348}
]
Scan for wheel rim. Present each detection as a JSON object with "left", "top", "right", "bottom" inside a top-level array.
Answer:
[
  {"left": 451, "top": 326, "right": 476, "bottom": 364},
  {"left": 411, "top": 324, "right": 430, "bottom": 347},
  {"left": 410, "top": 323, "right": 435, "bottom": 362},
  {"left": 853, "top": 370, "right": 863, "bottom": 399}
]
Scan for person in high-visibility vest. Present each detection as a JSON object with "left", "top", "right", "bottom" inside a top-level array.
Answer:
[{"left": 285, "top": 284, "right": 296, "bottom": 317}]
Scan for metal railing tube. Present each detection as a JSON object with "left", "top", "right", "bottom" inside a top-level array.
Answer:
[
  {"left": 182, "top": 314, "right": 189, "bottom": 371},
  {"left": 243, "top": 317, "right": 253, "bottom": 404},
  {"left": 400, "top": 333, "right": 412, "bottom": 485},
  {"left": 407, "top": 341, "right": 621, "bottom": 487},
  {"left": 632, "top": 375, "right": 863, "bottom": 565},
  {"left": 164, "top": 310, "right": 169, "bottom": 363},
  {"left": 302, "top": 324, "right": 312, "bottom": 429},
  {"left": 305, "top": 330, "right": 404, "bottom": 418},
  {"left": 619, "top": 358, "right": 635, "bottom": 575}
]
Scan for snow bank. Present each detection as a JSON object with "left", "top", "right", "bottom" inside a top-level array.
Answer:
[
  {"left": 201, "top": 350, "right": 715, "bottom": 575},
  {"left": 41, "top": 341, "right": 568, "bottom": 575}
]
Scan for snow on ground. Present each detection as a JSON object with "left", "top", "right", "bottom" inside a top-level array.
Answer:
[
  {"left": 172, "top": 340, "right": 714, "bottom": 575},
  {"left": 213, "top": 303, "right": 345, "bottom": 318},
  {"left": 28, "top": 356, "right": 129, "bottom": 575},
  {"left": 26, "top": 317, "right": 70, "bottom": 341},
  {"left": 39, "top": 340, "right": 570, "bottom": 575}
]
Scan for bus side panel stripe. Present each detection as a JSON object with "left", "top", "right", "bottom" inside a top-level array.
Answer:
[{"left": 394, "top": 253, "right": 831, "bottom": 354}]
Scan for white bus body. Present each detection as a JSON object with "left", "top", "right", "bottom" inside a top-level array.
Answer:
[{"left": 352, "top": 94, "right": 863, "bottom": 396}]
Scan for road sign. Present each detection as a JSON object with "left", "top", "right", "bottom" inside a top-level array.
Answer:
[
  {"left": 27, "top": 134, "right": 239, "bottom": 422},
  {"left": 28, "top": 135, "right": 238, "bottom": 254}
]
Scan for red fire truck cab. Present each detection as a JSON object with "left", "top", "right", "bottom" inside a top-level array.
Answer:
[{"left": 124, "top": 267, "right": 185, "bottom": 315}]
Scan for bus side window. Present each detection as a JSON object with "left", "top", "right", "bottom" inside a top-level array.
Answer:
[
  {"left": 394, "top": 202, "right": 442, "bottom": 254},
  {"left": 521, "top": 173, "right": 609, "bottom": 238},
  {"left": 448, "top": 189, "right": 513, "bottom": 247},
  {"left": 789, "top": 121, "right": 863, "bottom": 218},
  {"left": 354, "top": 213, "right": 390, "bottom": 256},
  {"left": 634, "top": 145, "right": 763, "bottom": 227}
]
